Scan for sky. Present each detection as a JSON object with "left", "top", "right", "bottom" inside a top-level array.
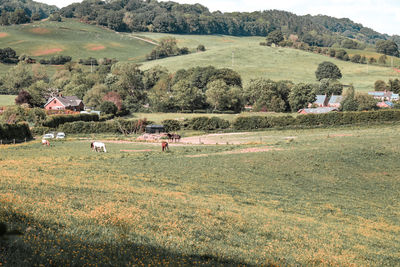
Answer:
[{"left": 37, "top": 0, "right": 400, "bottom": 35}]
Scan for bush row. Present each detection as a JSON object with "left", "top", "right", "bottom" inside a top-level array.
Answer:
[
  {"left": 232, "top": 110, "right": 400, "bottom": 130},
  {"left": 42, "top": 113, "right": 99, "bottom": 128},
  {"left": 0, "top": 123, "right": 32, "bottom": 141},
  {"left": 56, "top": 119, "right": 149, "bottom": 135}
]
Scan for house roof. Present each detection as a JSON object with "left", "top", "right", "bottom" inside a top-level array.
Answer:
[
  {"left": 314, "top": 95, "right": 327, "bottom": 105},
  {"left": 298, "top": 107, "right": 338, "bottom": 114},
  {"left": 146, "top": 125, "right": 165, "bottom": 129},
  {"left": 328, "top": 95, "right": 343, "bottom": 104},
  {"left": 44, "top": 96, "right": 83, "bottom": 108}
]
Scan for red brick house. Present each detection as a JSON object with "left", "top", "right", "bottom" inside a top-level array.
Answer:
[{"left": 44, "top": 96, "right": 84, "bottom": 111}]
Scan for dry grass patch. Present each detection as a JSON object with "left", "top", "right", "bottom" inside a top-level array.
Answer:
[
  {"left": 33, "top": 48, "right": 63, "bottom": 56},
  {"left": 29, "top": 28, "right": 51, "bottom": 34},
  {"left": 85, "top": 43, "right": 106, "bottom": 51}
]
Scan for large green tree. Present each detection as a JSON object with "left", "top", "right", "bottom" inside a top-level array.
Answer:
[
  {"left": 245, "top": 79, "right": 292, "bottom": 112},
  {"left": 266, "top": 30, "right": 284, "bottom": 46},
  {"left": 172, "top": 80, "right": 204, "bottom": 111},
  {"left": 205, "top": 79, "right": 243, "bottom": 112},
  {"left": 289, "top": 83, "right": 317, "bottom": 112},
  {"left": 315, "top": 61, "right": 342, "bottom": 81}
]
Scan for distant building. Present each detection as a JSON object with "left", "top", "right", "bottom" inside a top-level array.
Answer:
[
  {"left": 145, "top": 125, "right": 165, "bottom": 134},
  {"left": 368, "top": 90, "right": 398, "bottom": 101},
  {"left": 44, "top": 95, "right": 84, "bottom": 111},
  {"left": 377, "top": 101, "right": 394, "bottom": 108},
  {"left": 327, "top": 95, "right": 344, "bottom": 108},
  {"left": 310, "top": 95, "right": 343, "bottom": 108},
  {"left": 310, "top": 95, "right": 329, "bottom": 107},
  {"left": 298, "top": 107, "right": 338, "bottom": 114}
]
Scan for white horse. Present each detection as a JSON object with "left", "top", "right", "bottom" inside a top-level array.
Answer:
[
  {"left": 91, "top": 142, "right": 107, "bottom": 153},
  {"left": 41, "top": 139, "right": 50, "bottom": 146}
]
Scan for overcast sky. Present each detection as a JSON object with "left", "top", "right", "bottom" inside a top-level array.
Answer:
[{"left": 37, "top": 0, "right": 400, "bottom": 35}]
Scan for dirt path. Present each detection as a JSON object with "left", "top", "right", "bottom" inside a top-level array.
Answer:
[{"left": 128, "top": 35, "right": 159, "bottom": 46}]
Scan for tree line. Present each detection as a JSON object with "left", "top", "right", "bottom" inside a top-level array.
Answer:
[
  {"left": 2, "top": 56, "right": 389, "bottom": 118},
  {"left": 58, "top": 0, "right": 395, "bottom": 47},
  {"left": 0, "top": 0, "right": 58, "bottom": 25}
]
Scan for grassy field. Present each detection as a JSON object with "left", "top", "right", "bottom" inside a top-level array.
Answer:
[
  {"left": 0, "top": 19, "right": 155, "bottom": 71},
  {"left": 1, "top": 124, "right": 400, "bottom": 266},
  {"left": 0, "top": 95, "right": 16, "bottom": 106},
  {"left": 137, "top": 32, "right": 400, "bottom": 91}
]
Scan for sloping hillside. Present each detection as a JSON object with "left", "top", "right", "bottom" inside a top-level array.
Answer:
[
  {"left": 0, "top": 19, "right": 155, "bottom": 63},
  {"left": 137, "top": 33, "right": 400, "bottom": 91}
]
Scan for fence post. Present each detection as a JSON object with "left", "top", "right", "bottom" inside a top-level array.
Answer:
[
  {"left": 13, "top": 139, "right": 15, "bottom": 144},
  {"left": 24, "top": 137, "right": 26, "bottom": 143},
  {"left": 0, "top": 140, "right": 2, "bottom": 145}
]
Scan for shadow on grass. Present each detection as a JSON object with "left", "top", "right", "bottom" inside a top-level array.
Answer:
[{"left": 1, "top": 208, "right": 278, "bottom": 266}]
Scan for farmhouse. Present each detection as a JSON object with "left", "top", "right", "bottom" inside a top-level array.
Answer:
[
  {"left": 377, "top": 101, "right": 394, "bottom": 108},
  {"left": 298, "top": 107, "right": 338, "bottom": 114},
  {"left": 44, "top": 95, "right": 84, "bottom": 111},
  {"left": 368, "top": 91, "right": 399, "bottom": 101},
  {"left": 327, "top": 95, "right": 343, "bottom": 108},
  {"left": 310, "top": 95, "right": 329, "bottom": 107}
]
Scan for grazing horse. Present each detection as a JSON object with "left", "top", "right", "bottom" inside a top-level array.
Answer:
[
  {"left": 41, "top": 139, "right": 50, "bottom": 146},
  {"left": 161, "top": 141, "right": 169, "bottom": 152},
  {"left": 167, "top": 133, "right": 181, "bottom": 142},
  {"left": 91, "top": 142, "right": 107, "bottom": 153}
]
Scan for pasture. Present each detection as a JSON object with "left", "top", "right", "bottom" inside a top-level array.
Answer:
[
  {"left": 1, "top": 124, "right": 400, "bottom": 266},
  {"left": 0, "top": 95, "right": 16, "bottom": 106}
]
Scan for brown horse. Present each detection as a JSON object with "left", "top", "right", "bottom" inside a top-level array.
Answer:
[
  {"left": 167, "top": 133, "right": 181, "bottom": 142},
  {"left": 161, "top": 141, "right": 169, "bottom": 152}
]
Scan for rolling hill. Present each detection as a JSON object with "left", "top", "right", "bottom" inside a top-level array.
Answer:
[
  {"left": 136, "top": 32, "right": 400, "bottom": 91},
  {"left": 0, "top": 19, "right": 155, "bottom": 66},
  {"left": 0, "top": 19, "right": 399, "bottom": 92}
]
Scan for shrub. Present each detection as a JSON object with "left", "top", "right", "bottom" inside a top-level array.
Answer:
[
  {"left": 162, "top": 119, "right": 181, "bottom": 132},
  {"left": 100, "top": 101, "right": 118, "bottom": 115}
]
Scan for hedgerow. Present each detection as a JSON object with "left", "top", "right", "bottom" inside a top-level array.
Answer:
[
  {"left": 42, "top": 114, "right": 99, "bottom": 128},
  {"left": 184, "top": 117, "right": 230, "bottom": 131},
  {"left": 0, "top": 123, "right": 32, "bottom": 141},
  {"left": 57, "top": 119, "right": 148, "bottom": 134},
  {"left": 233, "top": 110, "right": 400, "bottom": 130}
]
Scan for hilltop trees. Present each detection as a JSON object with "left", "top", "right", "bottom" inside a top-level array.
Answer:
[{"left": 376, "top": 40, "right": 399, "bottom": 57}]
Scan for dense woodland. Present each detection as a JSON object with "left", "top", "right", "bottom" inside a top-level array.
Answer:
[
  {"left": 57, "top": 0, "right": 397, "bottom": 47},
  {"left": 0, "top": 0, "right": 58, "bottom": 23}
]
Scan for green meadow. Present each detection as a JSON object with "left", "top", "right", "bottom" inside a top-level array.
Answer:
[
  {"left": 0, "top": 95, "right": 16, "bottom": 106},
  {"left": 1, "top": 124, "right": 400, "bottom": 266}
]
